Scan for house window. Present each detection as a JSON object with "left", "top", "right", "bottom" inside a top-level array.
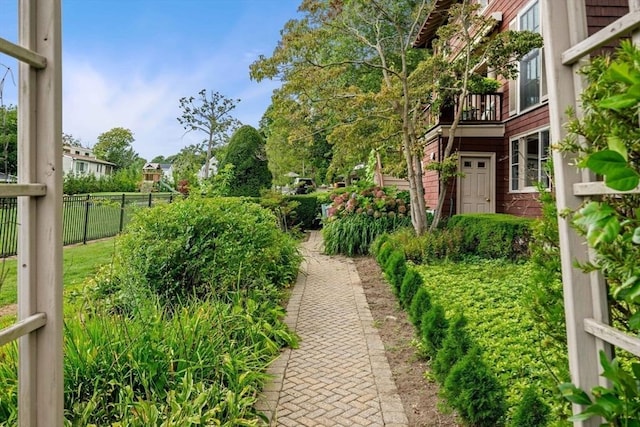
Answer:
[
  {"left": 477, "top": 0, "right": 489, "bottom": 9},
  {"left": 75, "top": 161, "right": 87, "bottom": 174},
  {"left": 510, "top": 128, "right": 550, "bottom": 191},
  {"left": 510, "top": 0, "right": 546, "bottom": 114}
]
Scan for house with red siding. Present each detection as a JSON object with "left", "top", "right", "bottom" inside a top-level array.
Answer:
[{"left": 413, "top": 0, "right": 628, "bottom": 218}]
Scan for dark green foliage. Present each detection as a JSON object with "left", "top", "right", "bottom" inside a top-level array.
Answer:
[
  {"left": 399, "top": 267, "right": 423, "bottom": 309},
  {"left": 377, "top": 242, "right": 394, "bottom": 266},
  {"left": 221, "top": 125, "right": 272, "bottom": 197},
  {"left": 512, "top": 387, "right": 550, "bottom": 427},
  {"left": 409, "top": 287, "right": 431, "bottom": 330},
  {"left": 444, "top": 347, "right": 507, "bottom": 427},
  {"left": 432, "top": 312, "right": 473, "bottom": 384},
  {"left": 323, "top": 214, "right": 411, "bottom": 256},
  {"left": 369, "top": 233, "right": 390, "bottom": 257},
  {"left": 384, "top": 250, "right": 406, "bottom": 295},
  {"left": 101, "top": 197, "right": 300, "bottom": 306},
  {"left": 0, "top": 106, "right": 18, "bottom": 176},
  {"left": 447, "top": 213, "right": 533, "bottom": 259},
  {"left": 63, "top": 166, "right": 141, "bottom": 194},
  {"left": 421, "top": 303, "right": 448, "bottom": 358},
  {"left": 284, "top": 194, "right": 321, "bottom": 230}
]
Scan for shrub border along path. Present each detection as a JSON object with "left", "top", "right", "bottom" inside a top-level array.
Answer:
[{"left": 256, "top": 231, "right": 408, "bottom": 426}]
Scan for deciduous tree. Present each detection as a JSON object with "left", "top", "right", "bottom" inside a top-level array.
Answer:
[
  {"left": 93, "top": 127, "right": 140, "bottom": 170},
  {"left": 177, "top": 89, "right": 241, "bottom": 179}
]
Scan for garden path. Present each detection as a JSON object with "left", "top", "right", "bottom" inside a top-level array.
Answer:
[{"left": 256, "top": 231, "right": 408, "bottom": 427}]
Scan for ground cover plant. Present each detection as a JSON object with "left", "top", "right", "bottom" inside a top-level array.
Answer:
[
  {"left": 415, "top": 260, "right": 566, "bottom": 424},
  {"left": 322, "top": 186, "right": 411, "bottom": 256}
]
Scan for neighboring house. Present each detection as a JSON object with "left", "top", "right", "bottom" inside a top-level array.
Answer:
[
  {"left": 142, "top": 162, "right": 174, "bottom": 184},
  {"left": 62, "top": 144, "right": 115, "bottom": 178},
  {"left": 413, "top": 0, "right": 627, "bottom": 218}
]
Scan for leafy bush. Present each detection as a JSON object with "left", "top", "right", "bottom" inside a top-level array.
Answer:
[
  {"left": 399, "top": 267, "right": 423, "bottom": 309},
  {"left": 370, "top": 233, "right": 390, "bottom": 257},
  {"left": 384, "top": 250, "right": 406, "bottom": 295},
  {"left": 447, "top": 213, "right": 533, "bottom": 259},
  {"left": 383, "top": 226, "right": 464, "bottom": 263},
  {"left": 420, "top": 303, "right": 448, "bottom": 358},
  {"left": 284, "top": 194, "right": 322, "bottom": 230},
  {"left": 511, "top": 387, "right": 550, "bottom": 427},
  {"left": 64, "top": 166, "right": 141, "bottom": 194},
  {"left": 323, "top": 213, "right": 410, "bottom": 256},
  {"left": 432, "top": 312, "right": 473, "bottom": 384},
  {"left": 98, "top": 197, "right": 300, "bottom": 306},
  {"left": 221, "top": 125, "right": 272, "bottom": 197},
  {"left": 409, "top": 287, "right": 432, "bottom": 330},
  {"left": 444, "top": 347, "right": 507, "bottom": 426},
  {"left": 322, "top": 186, "right": 411, "bottom": 256}
]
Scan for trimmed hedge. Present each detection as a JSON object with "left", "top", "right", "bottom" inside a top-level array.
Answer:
[
  {"left": 283, "top": 194, "right": 322, "bottom": 230},
  {"left": 447, "top": 213, "right": 533, "bottom": 259}
]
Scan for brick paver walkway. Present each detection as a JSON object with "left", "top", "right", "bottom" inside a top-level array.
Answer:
[{"left": 256, "top": 231, "right": 408, "bottom": 427}]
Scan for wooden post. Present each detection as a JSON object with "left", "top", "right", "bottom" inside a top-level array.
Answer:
[{"left": 17, "top": 0, "right": 63, "bottom": 425}]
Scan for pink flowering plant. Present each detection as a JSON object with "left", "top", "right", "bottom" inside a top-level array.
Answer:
[{"left": 326, "top": 186, "right": 409, "bottom": 221}]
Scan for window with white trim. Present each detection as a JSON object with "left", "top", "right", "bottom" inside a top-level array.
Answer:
[
  {"left": 509, "top": 0, "right": 546, "bottom": 115},
  {"left": 510, "top": 128, "right": 550, "bottom": 191},
  {"left": 75, "top": 161, "right": 87, "bottom": 174}
]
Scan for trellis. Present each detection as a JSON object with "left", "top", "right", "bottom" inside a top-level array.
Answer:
[
  {"left": 0, "top": 1, "right": 63, "bottom": 426},
  {"left": 541, "top": 0, "right": 640, "bottom": 425}
]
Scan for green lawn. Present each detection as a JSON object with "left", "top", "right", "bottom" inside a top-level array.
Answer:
[{"left": 0, "top": 238, "right": 116, "bottom": 307}]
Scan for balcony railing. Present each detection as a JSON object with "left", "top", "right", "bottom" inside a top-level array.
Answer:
[{"left": 424, "top": 92, "right": 503, "bottom": 128}]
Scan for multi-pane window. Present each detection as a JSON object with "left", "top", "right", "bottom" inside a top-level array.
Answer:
[
  {"left": 75, "top": 161, "right": 87, "bottom": 174},
  {"left": 510, "top": 129, "right": 550, "bottom": 191}
]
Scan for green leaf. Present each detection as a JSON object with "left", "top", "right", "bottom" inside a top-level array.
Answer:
[
  {"left": 559, "top": 383, "right": 592, "bottom": 405},
  {"left": 628, "top": 83, "right": 640, "bottom": 99},
  {"left": 574, "top": 202, "right": 620, "bottom": 246},
  {"left": 605, "top": 166, "right": 640, "bottom": 191},
  {"left": 607, "top": 136, "right": 628, "bottom": 161},
  {"left": 629, "top": 311, "right": 640, "bottom": 330},
  {"left": 633, "top": 227, "right": 640, "bottom": 244},
  {"left": 607, "top": 61, "right": 637, "bottom": 85},
  {"left": 586, "top": 150, "right": 628, "bottom": 175},
  {"left": 599, "top": 94, "right": 638, "bottom": 111}
]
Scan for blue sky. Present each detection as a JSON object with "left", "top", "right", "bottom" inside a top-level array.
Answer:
[{"left": 0, "top": 0, "right": 300, "bottom": 160}]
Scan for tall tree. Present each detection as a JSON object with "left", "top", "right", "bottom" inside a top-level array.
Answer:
[
  {"left": 0, "top": 105, "right": 17, "bottom": 178},
  {"left": 177, "top": 89, "right": 241, "bottom": 179},
  {"left": 251, "top": 0, "right": 434, "bottom": 234},
  {"left": 170, "top": 143, "right": 206, "bottom": 185},
  {"left": 220, "top": 125, "right": 272, "bottom": 197},
  {"left": 93, "top": 127, "right": 140, "bottom": 170}
]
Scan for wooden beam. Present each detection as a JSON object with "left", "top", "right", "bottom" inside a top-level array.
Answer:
[
  {"left": 0, "top": 37, "right": 47, "bottom": 69},
  {"left": 574, "top": 181, "right": 640, "bottom": 196},
  {"left": 0, "top": 184, "right": 46, "bottom": 197},
  {"left": 584, "top": 319, "right": 640, "bottom": 357},
  {"left": 0, "top": 314, "right": 46, "bottom": 347},
  {"left": 562, "top": 11, "right": 640, "bottom": 65}
]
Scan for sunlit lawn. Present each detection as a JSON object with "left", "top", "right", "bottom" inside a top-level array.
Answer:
[{"left": 0, "top": 238, "right": 116, "bottom": 309}]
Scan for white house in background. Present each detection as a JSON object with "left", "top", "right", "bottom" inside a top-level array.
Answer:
[
  {"left": 197, "top": 157, "right": 218, "bottom": 180},
  {"left": 142, "top": 162, "right": 174, "bottom": 184},
  {"left": 62, "top": 145, "right": 116, "bottom": 178}
]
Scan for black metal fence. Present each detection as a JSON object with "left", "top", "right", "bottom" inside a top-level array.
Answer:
[{"left": 0, "top": 193, "right": 176, "bottom": 258}]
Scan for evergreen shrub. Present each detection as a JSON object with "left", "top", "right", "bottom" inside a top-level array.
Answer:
[
  {"left": 399, "top": 267, "right": 423, "bottom": 309},
  {"left": 409, "top": 287, "right": 431, "bottom": 330},
  {"left": 384, "top": 250, "right": 406, "bottom": 295},
  {"left": 511, "top": 387, "right": 550, "bottom": 427},
  {"left": 447, "top": 213, "right": 533, "bottom": 259},
  {"left": 420, "top": 303, "right": 448, "bottom": 358},
  {"left": 432, "top": 312, "right": 473, "bottom": 383},
  {"left": 376, "top": 242, "right": 394, "bottom": 266},
  {"left": 444, "top": 347, "right": 507, "bottom": 426}
]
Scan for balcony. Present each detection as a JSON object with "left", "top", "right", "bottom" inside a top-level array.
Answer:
[{"left": 424, "top": 92, "right": 503, "bottom": 128}]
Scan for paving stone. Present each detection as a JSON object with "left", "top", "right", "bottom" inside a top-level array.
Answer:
[{"left": 257, "top": 231, "right": 408, "bottom": 426}]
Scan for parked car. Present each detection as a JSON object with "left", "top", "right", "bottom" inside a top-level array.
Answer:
[{"left": 294, "top": 177, "right": 316, "bottom": 194}]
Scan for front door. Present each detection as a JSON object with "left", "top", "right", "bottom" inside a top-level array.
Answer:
[{"left": 458, "top": 154, "right": 495, "bottom": 214}]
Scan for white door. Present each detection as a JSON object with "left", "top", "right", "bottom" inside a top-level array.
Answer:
[{"left": 459, "top": 155, "right": 494, "bottom": 214}]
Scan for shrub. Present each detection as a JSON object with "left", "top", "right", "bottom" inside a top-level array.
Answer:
[
  {"left": 447, "top": 213, "right": 533, "bottom": 259},
  {"left": 284, "top": 194, "right": 321, "bottom": 230},
  {"left": 322, "top": 212, "right": 411, "bottom": 256},
  {"left": 420, "top": 303, "right": 448, "bottom": 358},
  {"left": 444, "top": 347, "right": 507, "bottom": 427},
  {"left": 379, "top": 227, "right": 464, "bottom": 264},
  {"left": 221, "top": 125, "right": 272, "bottom": 197},
  {"left": 100, "top": 197, "right": 300, "bottom": 306},
  {"left": 511, "top": 387, "right": 550, "bottom": 427},
  {"left": 369, "top": 233, "right": 390, "bottom": 257},
  {"left": 384, "top": 250, "right": 406, "bottom": 295},
  {"left": 377, "top": 242, "right": 394, "bottom": 266},
  {"left": 409, "top": 287, "right": 432, "bottom": 330},
  {"left": 432, "top": 312, "right": 474, "bottom": 384},
  {"left": 399, "top": 267, "right": 423, "bottom": 309}
]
